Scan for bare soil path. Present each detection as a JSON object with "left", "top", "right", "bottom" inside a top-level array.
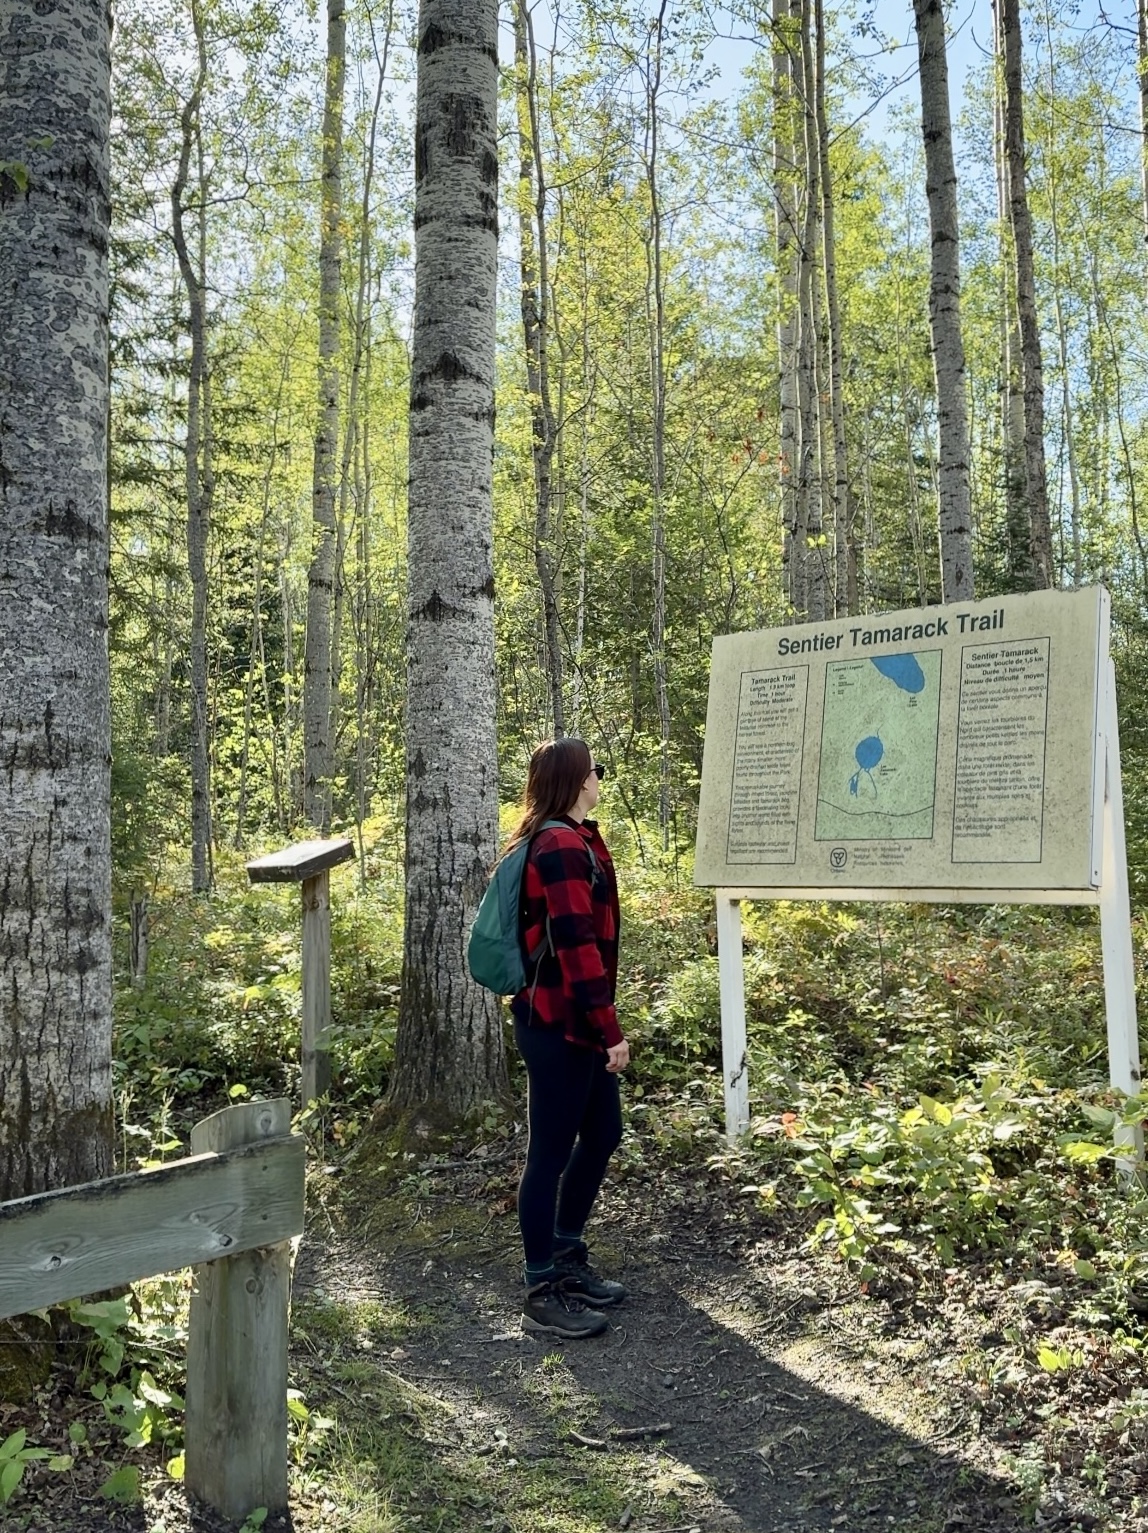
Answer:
[
  {"left": 6, "top": 1145, "right": 1120, "bottom": 1533},
  {"left": 293, "top": 1154, "right": 1038, "bottom": 1533}
]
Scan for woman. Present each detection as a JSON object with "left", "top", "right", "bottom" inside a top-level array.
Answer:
[{"left": 504, "top": 737, "right": 630, "bottom": 1340}]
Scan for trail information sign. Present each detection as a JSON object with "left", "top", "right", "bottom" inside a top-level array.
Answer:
[
  {"left": 696, "top": 588, "right": 1107, "bottom": 898},
  {"left": 694, "top": 588, "right": 1142, "bottom": 1153}
]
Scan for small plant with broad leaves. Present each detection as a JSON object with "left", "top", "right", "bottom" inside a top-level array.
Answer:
[
  {"left": 287, "top": 1388, "right": 336, "bottom": 1465},
  {"left": 64, "top": 1287, "right": 187, "bottom": 1488},
  {"left": 0, "top": 1428, "right": 72, "bottom": 1505}
]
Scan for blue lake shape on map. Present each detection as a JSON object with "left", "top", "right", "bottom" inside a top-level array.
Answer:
[
  {"left": 816, "top": 647, "right": 940, "bottom": 841},
  {"left": 849, "top": 735, "right": 884, "bottom": 797},
  {"left": 870, "top": 653, "right": 926, "bottom": 694},
  {"left": 845, "top": 656, "right": 927, "bottom": 798}
]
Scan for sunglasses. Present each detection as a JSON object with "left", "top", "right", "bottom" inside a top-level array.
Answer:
[{"left": 591, "top": 763, "right": 607, "bottom": 780}]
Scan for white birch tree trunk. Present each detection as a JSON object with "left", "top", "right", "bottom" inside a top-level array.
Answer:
[
  {"left": 0, "top": 0, "right": 114, "bottom": 1197},
  {"left": 304, "top": 0, "right": 346, "bottom": 833},
  {"left": 913, "top": 0, "right": 974, "bottom": 603},
  {"left": 389, "top": 0, "right": 506, "bottom": 1118}
]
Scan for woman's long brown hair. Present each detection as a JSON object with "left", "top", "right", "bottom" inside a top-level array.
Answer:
[{"left": 501, "top": 737, "right": 593, "bottom": 859}]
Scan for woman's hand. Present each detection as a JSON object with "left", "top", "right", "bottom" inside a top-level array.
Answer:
[{"left": 605, "top": 1039, "right": 630, "bottom": 1074}]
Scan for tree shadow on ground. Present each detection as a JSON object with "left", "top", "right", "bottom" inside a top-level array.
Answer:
[
  {"left": 13, "top": 1155, "right": 1096, "bottom": 1533},
  {"left": 288, "top": 1161, "right": 1098, "bottom": 1533}
]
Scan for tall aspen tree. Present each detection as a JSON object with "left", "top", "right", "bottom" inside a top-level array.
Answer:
[
  {"left": 814, "top": 0, "right": 855, "bottom": 613},
  {"left": 773, "top": 0, "right": 801, "bottom": 617},
  {"left": 913, "top": 0, "right": 973, "bottom": 602},
  {"left": 640, "top": 0, "right": 672, "bottom": 848},
  {"left": 991, "top": 31, "right": 1029, "bottom": 587},
  {"left": 515, "top": 0, "right": 565, "bottom": 736},
  {"left": 171, "top": 0, "right": 214, "bottom": 891},
  {"left": 304, "top": 0, "right": 346, "bottom": 832},
  {"left": 797, "top": 0, "right": 826, "bottom": 622},
  {"left": 388, "top": 0, "right": 506, "bottom": 1117},
  {"left": 1000, "top": 0, "right": 1053, "bottom": 586},
  {"left": 347, "top": 0, "right": 395, "bottom": 874},
  {"left": 1136, "top": 0, "right": 1148, "bottom": 338},
  {"left": 1041, "top": 13, "right": 1082, "bottom": 587},
  {"left": 0, "top": 0, "right": 114, "bottom": 1196}
]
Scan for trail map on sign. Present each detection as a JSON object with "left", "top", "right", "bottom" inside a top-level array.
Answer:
[
  {"left": 693, "top": 588, "right": 1108, "bottom": 895},
  {"left": 814, "top": 651, "right": 942, "bottom": 841}
]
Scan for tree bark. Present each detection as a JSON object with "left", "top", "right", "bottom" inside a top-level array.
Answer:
[
  {"left": 1000, "top": 0, "right": 1052, "bottom": 587},
  {"left": 389, "top": 0, "right": 506, "bottom": 1119},
  {"left": 304, "top": 0, "right": 346, "bottom": 832},
  {"left": 0, "top": 0, "right": 114, "bottom": 1197},
  {"left": 773, "top": 0, "right": 801, "bottom": 616},
  {"left": 814, "top": 0, "right": 855, "bottom": 615},
  {"left": 913, "top": 0, "right": 974, "bottom": 603},
  {"left": 515, "top": 0, "right": 565, "bottom": 737},
  {"left": 171, "top": 1, "right": 214, "bottom": 891}
]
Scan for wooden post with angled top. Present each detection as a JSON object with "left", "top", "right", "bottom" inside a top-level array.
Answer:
[
  {"left": 184, "top": 1098, "right": 303, "bottom": 1523},
  {"left": 246, "top": 837, "right": 354, "bottom": 1105}
]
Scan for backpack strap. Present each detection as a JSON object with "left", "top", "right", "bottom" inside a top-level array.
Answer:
[{"left": 538, "top": 819, "right": 600, "bottom": 880}]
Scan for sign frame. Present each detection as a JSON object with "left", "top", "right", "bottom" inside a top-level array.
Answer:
[{"left": 701, "top": 598, "right": 1141, "bottom": 1162}]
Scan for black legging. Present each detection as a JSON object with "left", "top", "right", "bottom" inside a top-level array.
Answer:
[{"left": 515, "top": 1017, "right": 623, "bottom": 1269}]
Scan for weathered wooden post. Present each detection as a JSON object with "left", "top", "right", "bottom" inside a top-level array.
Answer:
[
  {"left": 0, "top": 1098, "right": 303, "bottom": 1525},
  {"left": 184, "top": 1099, "right": 303, "bottom": 1523},
  {"left": 246, "top": 837, "right": 354, "bottom": 1105}
]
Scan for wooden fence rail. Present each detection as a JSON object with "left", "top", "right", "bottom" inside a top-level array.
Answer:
[{"left": 0, "top": 1099, "right": 305, "bottom": 1523}]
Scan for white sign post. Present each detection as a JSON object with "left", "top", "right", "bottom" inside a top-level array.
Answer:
[
  {"left": 1098, "top": 662, "right": 1144, "bottom": 1166},
  {"left": 695, "top": 589, "right": 1142, "bottom": 1154}
]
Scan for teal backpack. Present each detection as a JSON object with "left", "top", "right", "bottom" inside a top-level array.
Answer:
[{"left": 467, "top": 820, "right": 598, "bottom": 995}]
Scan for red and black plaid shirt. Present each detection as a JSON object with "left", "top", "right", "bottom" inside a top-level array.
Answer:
[{"left": 509, "top": 816, "right": 622, "bottom": 1051}]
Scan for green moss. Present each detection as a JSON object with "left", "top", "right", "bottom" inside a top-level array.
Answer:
[
  {"left": 0, "top": 1316, "right": 53, "bottom": 1404},
  {"left": 341, "top": 1171, "right": 496, "bottom": 1260},
  {"left": 293, "top": 1295, "right": 421, "bottom": 1353}
]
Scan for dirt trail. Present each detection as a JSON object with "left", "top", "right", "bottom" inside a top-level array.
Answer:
[
  {"left": 289, "top": 1154, "right": 1041, "bottom": 1533},
  {"left": 9, "top": 1151, "right": 1106, "bottom": 1533}
]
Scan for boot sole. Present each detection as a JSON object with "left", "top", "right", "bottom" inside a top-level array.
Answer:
[{"left": 522, "top": 1314, "right": 608, "bottom": 1339}]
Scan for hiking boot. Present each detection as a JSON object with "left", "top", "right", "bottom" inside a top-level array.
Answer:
[
  {"left": 553, "top": 1242, "right": 627, "bottom": 1308},
  {"left": 522, "top": 1279, "right": 609, "bottom": 1339}
]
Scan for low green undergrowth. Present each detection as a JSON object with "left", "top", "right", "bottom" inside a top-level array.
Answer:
[
  {"left": 112, "top": 813, "right": 406, "bottom": 1152},
  {"left": 112, "top": 826, "right": 1148, "bottom": 1327},
  {"left": 620, "top": 893, "right": 1148, "bottom": 1310},
  {"left": 114, "top": 827, "right": 1148, "bottom": 1308}
]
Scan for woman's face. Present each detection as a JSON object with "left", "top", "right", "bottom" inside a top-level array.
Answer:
[
  {"left": 568, "top": 757, "right": 601, "bottom": 817},
  {"left": 581, "top": 762, "right": 600, "bottom": 813}
]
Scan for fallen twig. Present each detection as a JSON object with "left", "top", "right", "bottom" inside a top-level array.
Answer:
[
  {"left": 419, "top": 1147, "right": 520, "bottom": 1171},
  {"left": 609, "top": 1422, "right": 672, "bottom": 1440},
  {"left": 569, "top": 1429, "right": 608, "bottom": 1450},
  {"left": 625, "top": 1525, "right": 705, "bottom": 1533}
]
